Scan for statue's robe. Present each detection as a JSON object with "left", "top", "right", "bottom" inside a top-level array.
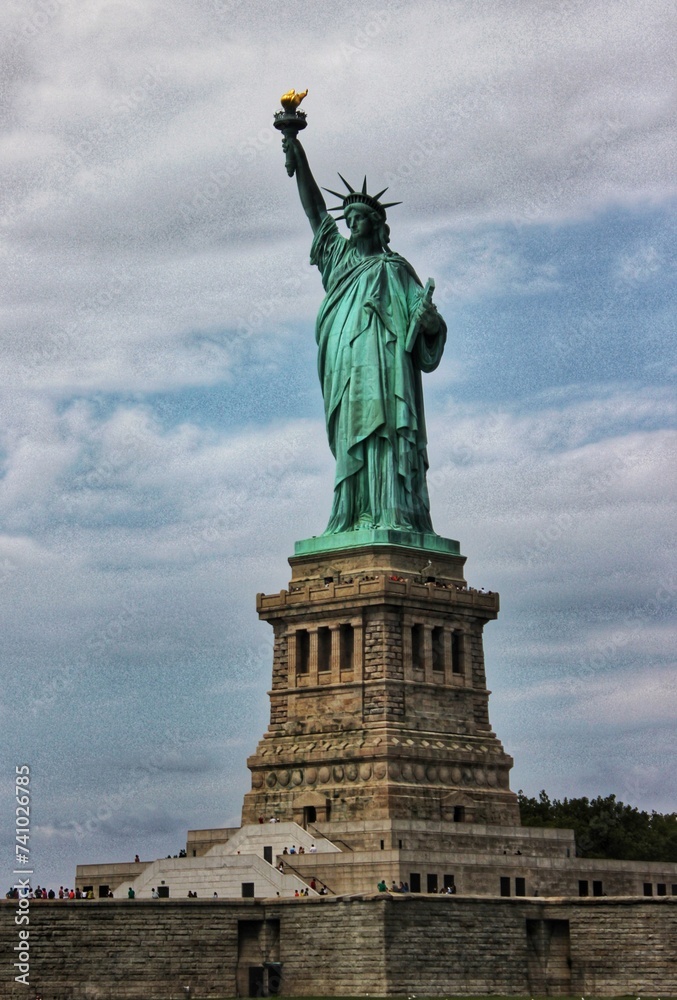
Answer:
[{"left": 310, "top": 215, "right": 447, "bottom": 533}]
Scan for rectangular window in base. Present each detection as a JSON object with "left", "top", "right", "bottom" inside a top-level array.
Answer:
[
  {"left": 340, "top": 623, "right": 354, "bottom": 671},
  {"left": 451, "top": 630, "right": 462, "bottom": 674},
  {"left": 296, "top": 630, "right": 309, "bottom": 674},
  {"left": 432, "top": 626, "right": 444, "bottom": 672},
  {"left": 411, "top": 624, "right": 423, "bottom": 670},
  {"left": 317, "top": 626, "right": 331, "bottom": 672}
]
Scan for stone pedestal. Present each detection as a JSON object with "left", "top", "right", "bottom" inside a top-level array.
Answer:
[{"left": 242, "top": 536, "right": 520, "bottom": 833}]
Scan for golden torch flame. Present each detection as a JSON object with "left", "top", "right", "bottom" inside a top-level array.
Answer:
[{"left": 280, "top": 88, "right": 308, "bottom": 112}]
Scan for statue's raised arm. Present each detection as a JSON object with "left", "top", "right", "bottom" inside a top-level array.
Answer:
[
  {"left": 282, "top": 135, "right": 328, "bottom": 235},
  {"left": 274, "top": 88, "right": 327, "bottom": 235},
  {"left": 273, "top": 92, "right": 447, "bottom": 538}
]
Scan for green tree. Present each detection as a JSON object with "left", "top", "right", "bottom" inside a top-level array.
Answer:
[{"left": 517, "top": 790, "right": 677, "bottom": 862}]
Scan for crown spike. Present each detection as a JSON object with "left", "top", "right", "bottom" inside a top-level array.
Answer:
[
  {"left": 337, "top": 173, "right": 355, "bottom": 193},
  {"left": 322, "top": 174, "right": 402, "bottom": 218}
]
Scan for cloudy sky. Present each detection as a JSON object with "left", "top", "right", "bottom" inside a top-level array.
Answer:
[{"left": 1, "top": 0, "right": 675, "bottom": 891}]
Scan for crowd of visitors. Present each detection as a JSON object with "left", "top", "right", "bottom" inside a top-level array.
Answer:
[
  {"left": 279, "top": 842, "right": 317, "bottom": 856},
  {"left": 376, "top": 880, "right": 457, "bottom": 894},
  {"left": 5, "top": 886, "right": 99, "bottom": 899}
]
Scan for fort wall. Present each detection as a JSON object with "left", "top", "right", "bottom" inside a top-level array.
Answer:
[{"left": 2, "top": 894, "right": 675, "bottom": 999}]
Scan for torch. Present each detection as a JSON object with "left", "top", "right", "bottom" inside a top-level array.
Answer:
[{"left": 273, "top": 89, "right": 308, "bottom": 177}]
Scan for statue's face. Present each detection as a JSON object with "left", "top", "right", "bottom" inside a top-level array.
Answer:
[{"left": 345, "top": 205, "right": 374, "bottom": 239}]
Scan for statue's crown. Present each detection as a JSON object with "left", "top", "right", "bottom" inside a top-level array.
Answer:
[{"left": 323, "top": 174, "right": 401, "bottom": 220}]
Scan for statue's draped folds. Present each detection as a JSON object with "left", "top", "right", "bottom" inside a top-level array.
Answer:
[{"left": 310, "top": 215, "right": 447, "bottom": 533}]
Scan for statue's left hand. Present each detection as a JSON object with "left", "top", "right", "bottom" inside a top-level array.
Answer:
[{"left": 416, "top": 296, "right": 440, "bottom": 336}]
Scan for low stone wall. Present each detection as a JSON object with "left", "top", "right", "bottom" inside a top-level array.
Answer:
[
  {"left": 1, "top": 894, "right": 675, "bottom": 999},
  {"left": 382, "top": 894, "right": 677, "bottom": 998}
]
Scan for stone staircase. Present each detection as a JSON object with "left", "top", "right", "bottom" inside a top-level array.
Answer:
[{"left": 115, "top": 822, "right": 340, "bottom": 899}]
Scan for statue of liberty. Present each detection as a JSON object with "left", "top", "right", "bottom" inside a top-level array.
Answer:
[{"left": 278, "top": 98, "right": 447, "bottom": 536}]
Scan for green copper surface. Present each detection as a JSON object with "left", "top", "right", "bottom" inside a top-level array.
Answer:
[
  {"left": 294, "top": 529, "right": 460, "bottom": 558},
  {"left": 280, "top": 122, "right": 448, "bottom": 538}
]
